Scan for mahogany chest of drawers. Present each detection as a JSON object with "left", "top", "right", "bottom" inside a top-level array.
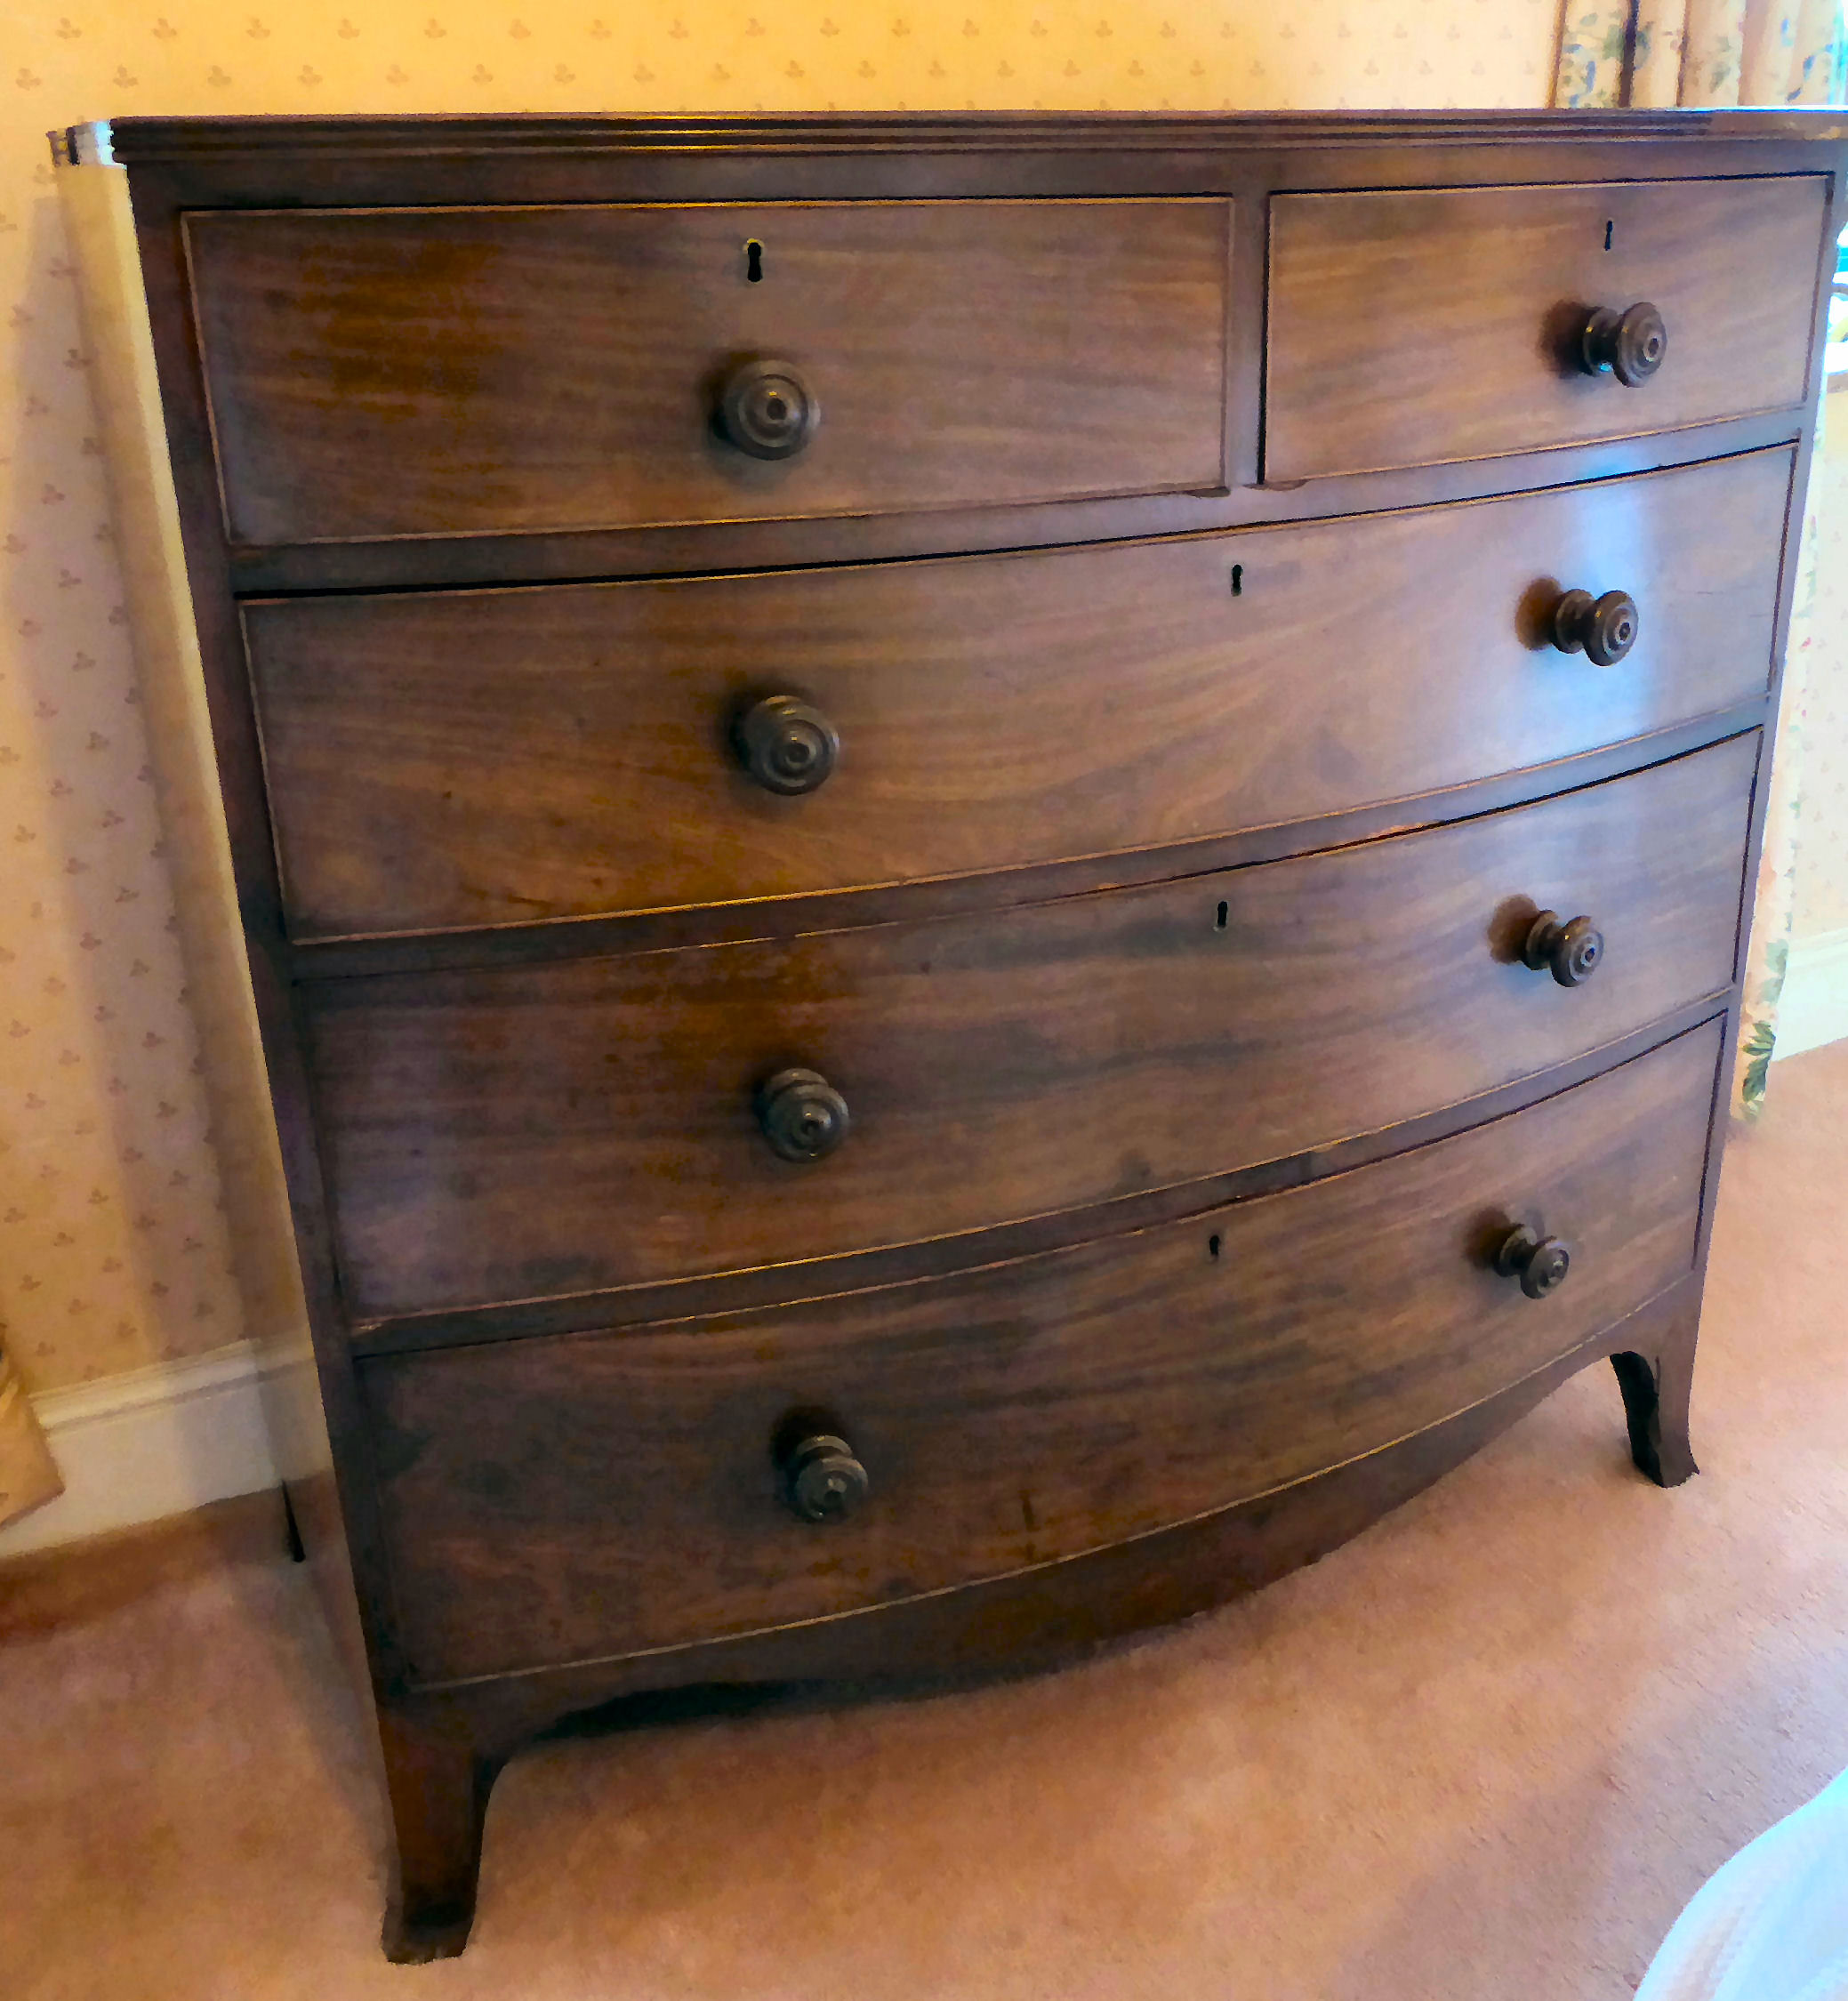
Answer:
[{"left": 59, "top": 108, "right": 1844, "bottom": 1959}]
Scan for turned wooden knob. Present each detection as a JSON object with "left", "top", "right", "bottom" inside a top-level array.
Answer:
[
  {"left": 1550, "top": 587, "right": 1639, "bottom": 666},
  {"left": 1579, "top": 302, "right": 1667, "bottom": 386},
  {"left": 716, "top": 357, "right": 819, "bottom": 460},
  {"left": 782, "top": 1431, "right": 869, "bottom": 1522},
  {"left": 733, "top": 695, "right": 839, "bottom": 795},
  {"left": 1523, "top": 910, "right": 1604, "bottom": 987},
  {"left": 756, "top": 1066, "right": 851, "bottom": 1162},
  {"left": 1495, "top": 1223, "right": 1572, "bottom": 1300}
]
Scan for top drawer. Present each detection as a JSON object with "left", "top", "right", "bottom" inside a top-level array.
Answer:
[
  {"left": 182, "top": 199, "right": 1230, "bottom": 547},
  {"left": 1266, "top": 177, "right": 1825, "bottom": 481}
]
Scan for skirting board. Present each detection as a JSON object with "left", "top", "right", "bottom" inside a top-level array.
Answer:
[
  {"left": 0, "top": 1341, "right": 282, "bottom": 1557},
  {"left": 1773, "top": 925, "right": 1848, "bottom": 1063}
]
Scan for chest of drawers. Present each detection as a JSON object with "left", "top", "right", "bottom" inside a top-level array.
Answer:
[{"left": 59, "top": 108, "right": 1844, "bottom": 1960}]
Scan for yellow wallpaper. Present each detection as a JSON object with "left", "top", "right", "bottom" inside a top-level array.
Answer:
[{"left": 2, "top": 0, "right": 1561, "bottom": 1394}]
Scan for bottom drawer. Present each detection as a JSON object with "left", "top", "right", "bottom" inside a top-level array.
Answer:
[{"left": 365, "top": 1022, "right": 1722, "bottom": 1685}]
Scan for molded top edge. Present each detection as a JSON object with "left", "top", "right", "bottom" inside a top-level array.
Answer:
[{"left": 53, "top": 107, "right": 1848, "bottom": 168}]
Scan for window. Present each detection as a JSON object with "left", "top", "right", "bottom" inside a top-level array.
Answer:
[{"left": 1828, "top": 221, "right": 1848, "bottom": 379}]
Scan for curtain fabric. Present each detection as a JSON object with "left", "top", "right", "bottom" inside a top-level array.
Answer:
[
  {"left": 1555, "top": 1, "right": 1844, "bottom": 1118},
  {"left": 0, "top": 1342, "right": 61, "bottom": 1533},
  {"left": 1559, "top": 0, "right": 1841, "bottom": 108}
]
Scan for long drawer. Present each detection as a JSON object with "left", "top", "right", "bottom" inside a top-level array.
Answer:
[
  {"left": 363, "top": 1019, "right": 1721, "bottom": 1684},
  {"left": 185, "top": 198, "right": 1230, "bottom": 546},
  {"left": 308, "top": 735, "right": 1755, "bottom": 1321},
  {"left": 1266, "top": 176, "right": 1825, "bottom": 480},
  {"left": 245, "top": 451, "right": 1788, "bottom": 941}
]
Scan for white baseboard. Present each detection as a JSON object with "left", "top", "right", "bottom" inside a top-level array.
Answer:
[
  {"left": 1772, "top": 925, "right": 1848, "bottom": 1063},
  {"left": 0, "top": 1340, "right": 279, "bottom": 1557}
]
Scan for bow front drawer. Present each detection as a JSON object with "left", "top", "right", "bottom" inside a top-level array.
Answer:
[
  {"left": 307, "top": 735, "right": 1755, "bottom": 1322},
  {"left": 183, "top": 197, "right": 1230, "bottom": 547},
  {"left": 362, "top": 1019, "right": 1720, "bottom": 1684},
  {"left": 245, "top": 450, "right": 1786, "bottom": 941},
  {"left": 1266, "top": 176, "right": 1826, "bottom": 480}
]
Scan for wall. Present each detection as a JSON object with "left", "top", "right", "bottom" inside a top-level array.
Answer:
[
  {"left": 1, "top": 0, "right": 1559, "bottom": 1399},
  {"left": 1777, "top": 397, "right": 1848, "bottom": 1058},
  {"left": 1795, "top": 409, "right": 1848, "bottom": 941}
]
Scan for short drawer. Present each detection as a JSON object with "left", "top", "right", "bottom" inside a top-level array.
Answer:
[
  {"left": 246, "top": 450, "right": 1788, "bottom": 941},
  {"left": 185, "top": 198, "right": 1229, "bottom": 547},
  {"left": 363, "top": 1019, "right": 1721, "bottom": 1684},
  {"left": 1266, "top": 177, "right": 1825, "bottom": 480},
  {"left": 308, "top": 735, "right": 1755, "bottom": 1321}
]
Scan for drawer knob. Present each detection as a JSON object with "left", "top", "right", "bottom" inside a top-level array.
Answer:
[
  {"left": 734, "top": 695, "right": 839, "bottom": 795},
  {"left": 1495, "top": 1223, "right": 1572, "bottom": 1300},
  {"left": 716, "top": 357, "right": 820, "bottom": 460},
  {"left": 1523, "top": 910, "right": 1604, "bottom": 988},
  {"left": 756, "top": 1066, "right": 851, "bottom": 1162},
  {"left": 782, "top": 1431, "right": 871, "bottom": 1523},
  {"left": 1550, "top": 587, "right": 1639, "bottom": 666},
  {"left": 1579, "top": 302, "right": 1667, "bottom": 387}
]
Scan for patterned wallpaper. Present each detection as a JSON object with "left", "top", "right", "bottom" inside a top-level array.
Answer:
[{"left": 0, "top": 0, "right": 1571, "bottom": 1394}]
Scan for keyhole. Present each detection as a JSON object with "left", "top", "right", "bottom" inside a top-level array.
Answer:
[
  {"left": 1214, "top": 900, "right": 1228, "bottom": 931},
  {"left": 745, "top": 238, "right": 765, "bottom": 282},
  {"left": 1230, "top": 563, "right": 1243, "bottom": 597},
  {"left": 1208, "top": 1233, "right": 1222, "bottom": 1261},
  {"left": 1603, "top": 220, "right": 1613, "bottom": 252}
]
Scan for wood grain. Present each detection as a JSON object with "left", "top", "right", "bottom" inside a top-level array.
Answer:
[
  {"left": 221, "top": 413, "right": 1813, "bottom": 601},
  {"left": 94, "top": 110, "right": 1848, "bottom": 1964},
  {"left": 362, "top": 1020, "right": 1719, "bottom": 1683},
  {"left": 376, "top": 1278, "right": 1689, "bottom": 1743},
  {"left": 423, "top": 1278, "right": 1707, "bottom": 1736},
  {"left": 244, "top": 450, "right": 1790, "bottom": 941},
  {"left": 305, "top": 735, "right": 1756, "bottom": 1319},
  {"left": 183, "top": 198, "right": 1229, "bottom": 546},
  {"left": 84, "top": 108, "right": 1848, "bottom": 164},
  {"left": 1266, "top": 176, "right": 1825, "bottom": 480}
]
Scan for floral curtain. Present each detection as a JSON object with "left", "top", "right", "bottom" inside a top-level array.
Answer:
[
  {"left": 1560, "top": 0, "right": 1842, "bottom": 107},
  {"left": 1556, "top": 1, "right": 1844, "bottom": 1118},
  {"left": 0, "top": 1343, "right": 61, "bottom": 1533}
]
